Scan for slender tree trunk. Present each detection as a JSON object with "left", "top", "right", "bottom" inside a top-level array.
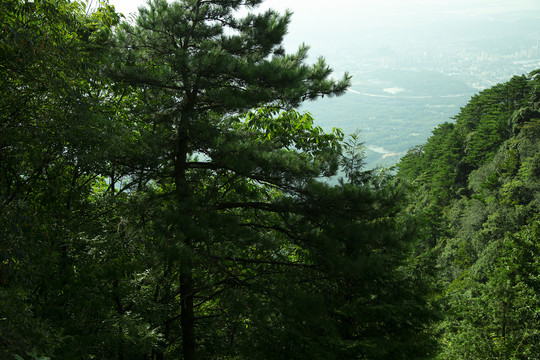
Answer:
[
  {"left": 175, "top": 119, "right": 196, "bottom": 360},
  {"left": 180, "top": 267, "right": 196, "bottom": 360}
]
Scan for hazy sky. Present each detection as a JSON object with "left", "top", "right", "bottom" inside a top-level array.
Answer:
[
  {"left": 107, "top": 0, "right": 540, "bottom": 46},
  {"left": 106, "top": 0, "right": 540, "bottom": 70},
  {"left": 108, "top": 0, "right": 540, "bottom": 21}
]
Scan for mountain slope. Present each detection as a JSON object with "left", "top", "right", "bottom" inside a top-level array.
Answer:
[{"left": 397, "top": 70, "right": 540, "bottom": 360}]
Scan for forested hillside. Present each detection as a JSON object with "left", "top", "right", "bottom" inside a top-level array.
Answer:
[
  {"left": 398, "top": 70, "right": 540, "bottom": 359},
  {"left": 1, "top": 1, "right": 435, "bottom": 359},
  {"left": 3, "top": 0, "right": 539, "bottom": 359}
]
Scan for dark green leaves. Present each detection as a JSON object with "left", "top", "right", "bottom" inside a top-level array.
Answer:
[
  {"left": 397, "top": 70, "right": 540, "bottom": 360},
  {"left": 2, "top": 1, "right": 436, "bottom": 359}
]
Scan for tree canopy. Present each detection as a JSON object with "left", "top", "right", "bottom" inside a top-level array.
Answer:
[
  {"left": 1, "top": 1, "right": 435, "bottom": 359},
  {"left": 397, "top": 70, "right": 540, "bottom": 360}
]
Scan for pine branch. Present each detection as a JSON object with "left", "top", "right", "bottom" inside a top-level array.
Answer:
[{"left": 210, "top": 254, "right": 318, "bottom": 269}]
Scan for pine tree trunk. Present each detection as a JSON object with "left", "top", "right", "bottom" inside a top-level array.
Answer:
[
  {"left": 175, "top": 123, "right": 196, "bottom": 360},
  {"left": 180, "top": 268, "right": 196, "bottom": 360}
]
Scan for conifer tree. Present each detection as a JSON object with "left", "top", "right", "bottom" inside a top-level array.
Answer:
[
  {"left": 109, "top": 1, "right": 351, "bottom": 358},
  {"left": 105, "top": 1, "right": 436, "bottom": 359},
  {"left": 2, "top": 0, "right": 436, "bottom": 358}
]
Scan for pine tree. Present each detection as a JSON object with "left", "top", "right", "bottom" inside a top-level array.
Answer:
[
  {"left": 105, "top": 1, "right": 436, "bottom": 359},
  {"left": 1, "top": 1, "right": 437, "bottom": 358},
  {"left": 109, "top": 1, "right": 350, "bottom": 358}
]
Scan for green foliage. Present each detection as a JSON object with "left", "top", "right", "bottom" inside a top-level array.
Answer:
[
  {"left": 398, "top": 74, "right": 535, "bottom": 208},
  {"left": 2, "top": 0, "right": 435, "bottom": 359},
  {"left": 398, "top": 70, "right": 540, "bottom": 360},
  {"left": 1, "top": 0, "right": 122, "bottom": 357}
]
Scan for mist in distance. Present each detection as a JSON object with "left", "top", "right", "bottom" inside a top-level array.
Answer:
[
  {"left": 261, "top": 0, "right": 540, "bottom": 166},
  {"left": 110, "top": 0, "right": 540, "bottom": 80},
  {"left": 110, "top": 0, "right": 540, "bottom": 167},
  {"left": 270, "top": 0, "right": 540, "bottom": 167}
]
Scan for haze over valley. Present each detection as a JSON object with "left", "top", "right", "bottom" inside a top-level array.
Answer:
[
  {"left": 111, "top": 0, "right": 540, "bottom": 168},
  {"left": 290, "top": 2, "right": 540, "bottom": 167}
]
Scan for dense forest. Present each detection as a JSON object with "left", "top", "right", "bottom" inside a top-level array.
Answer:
[
  {"left": 0, "top": 0, "right": 538, "bottom": 359},
  {"left": 398, "top": 70, "right": 540, "bottom": 359},
  {"left": 1, "top": 0, "right": 434, "bottom": 359}
]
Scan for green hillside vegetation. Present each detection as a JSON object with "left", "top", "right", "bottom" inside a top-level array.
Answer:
[
  {"left": 397, "top": 70, "right": 540, "bottom": 359},
  {"left": 2, "top": 0, "right": 539, "bottom": 359}
]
